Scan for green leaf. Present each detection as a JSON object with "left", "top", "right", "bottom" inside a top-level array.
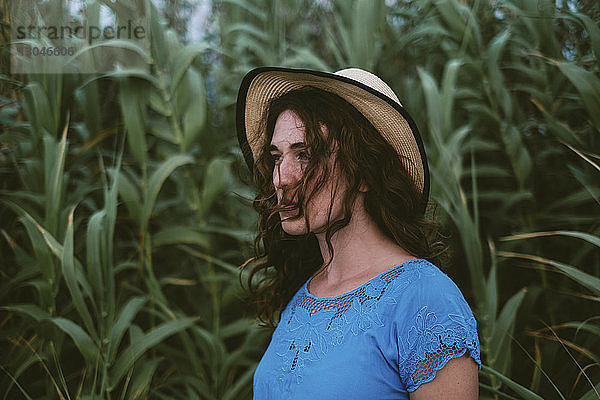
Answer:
[
  {"left": 436, "top": 0, "right": 479, "bottom": 49},
  {"left": 148, "top": 119, "right": 178, "bottom": 143},
  {"left": 43, "top": 124, "right": 68, "bottom": 235},
  {"left": 489, "top": 288, "right": 526, "bottom": 374},
  {"left": 109, "top": 296, "right": 147, "bottom": 362},
  {"left": 63, "top": 208, "right": 97, "bottom": 340},
  {"left": 2, "top": 352, "right": 39, "bottom": 400},
  {"left": 559, "top": 321, "right": 600, "bottom": 337},
  {"left": 152, "top": 226, "right": 210, "bottom": 248},
  {"left": 545, "top": 259, "right": 600, "bottom": 296},
  {"left": 0, "top": 363, "right": 35, "bottom": 400},
  {"left": 119, "top": 80, "right": 148, "bottom": 168},
  {"left": 143, "top": 154, "right": 194, "bottom": 226},
  {"left": 220, "top": 0, "right": 267, "bottom": 20},
  {"left": 22, "top": 81, "right": 55, "bottom": 137},
  {"left": 181, "top": 68, "right": 207, "bottom": 151},
  {"left": 86, "top": 210, "right": 106, "bottom": 301},
  {"left": 126, "top": 359, "right": 161, "bottom": 399},
  {"left": 148, "top": 88, "right": 171, "bottom": 117},
  {"left": 197, "top": 225, "right": 254, "bottom": 242},
  {"left": 501, "top": 230, "right": 600, "bottom": 248},
  {"left": 484, "top": 257, "right": 498, "bottom": 337},
  {"left": 222, "top": 366, "right": 255, "bottom": 400},
  {"left": 104, "top": 159, "right": 121, "bottom": 320},
  {"left": 178, "top": 245, "right": 239, "bottom": 274},
  {"left": 109, "top": 317, "right": 196, "bottom": 388},
  {"left": 500, "top": 124, "right": 531, "bottom": 188},
  {"left": 417, "top": 67, "right": 442, "bottom": 137},
  {"left": 440, "top": 59, "right": 462, "bottom": 134},
  {"left": 579, "top": 382, "right": 600, "bottom": 400},
  {"left": 171, "top": 42, "right": 209, "bottom": 92},
  {"left": 481, "top": 365, "right": 544, "bottom": 400},
  {"left": 22, "top": 280, "right": 53, "bottom": 312},
  {"left": 82, "top": 68, "right": 160, "bottom": 88},
  {"left": 479, "top": 382, "right": 522, "bottom": 400},
  {"left": 10, "top": 204, "right": 56, "bottom": 287},
  {"left": 486, "top": 29, "right": 512, "bottom": 118},
  {"left": 199, "top": 158, "right": 230, "bottom": 219},
  {"left": 114, "top": 169, "right": 142, "bottom": 226},
  {"left": 51, "top": 317, "right": 98, "bottom": 363},
  {"left": 70, "top": 39, "right": 151, "bottom": 64},
  {"left": 1, "top": 304, "right": 51, "bottom": 321},
  {"left": 573, "top": 12, "right": 600, "bottom": 66},
  {"left": 220, "top": 318, "right": 255, "bottom": 339},
  {"left": 499, "top": 252, "right": 600, "bottom": 296},
  {"left": 555, "top": 62, "right": 600, "bottom": 130},
  {"left": 568, "top": 165, "right": 600, "bottom": 205}
]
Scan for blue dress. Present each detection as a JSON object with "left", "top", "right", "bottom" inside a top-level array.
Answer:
[{"left": 253, "top": 258, "right": 481, "bottom": 399}]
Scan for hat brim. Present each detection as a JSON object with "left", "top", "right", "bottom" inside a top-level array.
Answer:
[{"left": 236, "top": 67, "right": 430, "bottom": 213}]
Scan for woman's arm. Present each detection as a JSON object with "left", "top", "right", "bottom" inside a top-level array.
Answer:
[{"left": 410, "top": 354, "right": 479, "bottom": 400}]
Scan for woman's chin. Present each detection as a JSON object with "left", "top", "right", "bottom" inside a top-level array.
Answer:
[
  {"left": 281, "top": 223, "right": 306, "bottom": 235},
  {"left": 280, "top": 217, "right": 308, "bottom": 235}
]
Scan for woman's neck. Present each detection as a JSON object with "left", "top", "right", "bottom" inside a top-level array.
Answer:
[{"left": 312, "top": 200, "right": 414, "bottom": 290}]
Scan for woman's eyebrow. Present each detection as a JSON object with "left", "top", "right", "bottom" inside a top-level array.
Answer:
[{"left": 268, "top": 142, "right": 306, "bottom": 152}]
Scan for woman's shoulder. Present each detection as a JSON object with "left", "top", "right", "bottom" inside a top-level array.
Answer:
[
  {"left": 384, "top": 258, "right": 478, "bottom": 334},
  {"left": 387, "top": 258, "right": 466, "bottom": 298}
]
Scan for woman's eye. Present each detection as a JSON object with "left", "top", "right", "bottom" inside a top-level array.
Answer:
[
  {"left": 270, "top": 153, "right": 282, "bottom": 164},
  {"left": 269, "top": 151, "right": 310, "bottom": 166},
  {"left": 297, "top": 151, "right": 311, "bottom": 161}
]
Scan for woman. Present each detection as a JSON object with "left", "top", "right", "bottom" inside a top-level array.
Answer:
[{"left": 237, "top": 67, "right": 480, "bottom": 399}]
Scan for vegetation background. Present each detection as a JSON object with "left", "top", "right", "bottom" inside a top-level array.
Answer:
[{"left": 1, "top": 0, "right": 599, "bottom": 399}]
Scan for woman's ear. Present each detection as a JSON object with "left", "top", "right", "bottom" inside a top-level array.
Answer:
[{"left": 359, "top": 180, "right": 369, "bottom": 192}]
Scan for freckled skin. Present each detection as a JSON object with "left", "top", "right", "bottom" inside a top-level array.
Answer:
[{"left": 270, "top": 110, "right": 347, "bottom": 236}]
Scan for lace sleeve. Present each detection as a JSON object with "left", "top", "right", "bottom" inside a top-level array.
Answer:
[{"left": 395, "top": 267, "right": 481, "bottom": 392}]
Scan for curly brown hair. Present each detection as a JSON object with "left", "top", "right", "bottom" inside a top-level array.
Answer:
[{"left": 242, "top": 86, "right": 445, "bottom": 328}]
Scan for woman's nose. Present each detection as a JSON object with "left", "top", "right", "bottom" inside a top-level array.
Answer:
[{"left": 273, "top": 154, "right": 302, "bottom": 189}]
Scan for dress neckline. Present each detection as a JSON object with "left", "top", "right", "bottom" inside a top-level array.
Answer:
[{"left": 302, "top": 258, "right": 423, "bottom": 300}]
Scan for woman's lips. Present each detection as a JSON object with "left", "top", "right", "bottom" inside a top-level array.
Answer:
[{"left": 279, "top": 203, "right": 298, "bottom": 214}]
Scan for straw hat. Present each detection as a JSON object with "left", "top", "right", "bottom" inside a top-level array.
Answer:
[{"left": 236, "top": 67, "right": 430, "bottom": 213}]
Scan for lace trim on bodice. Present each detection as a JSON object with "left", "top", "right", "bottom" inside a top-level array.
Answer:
[{"left": 289, "top": 261, "right": 406, "bottom": 325}]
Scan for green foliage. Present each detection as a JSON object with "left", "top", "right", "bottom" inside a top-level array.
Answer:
[
  {"left": 1, "top": 0, "right": 599, "bottom": 399},
  {"left": 1, "top": 1, "right": 265, "bottom": 398}
]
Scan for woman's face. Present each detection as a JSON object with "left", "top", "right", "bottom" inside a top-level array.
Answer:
[{"left": 269, "top": 110, "right": 348, "bottom": 235}]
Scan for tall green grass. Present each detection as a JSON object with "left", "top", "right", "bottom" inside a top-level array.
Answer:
[{"left": 1, "top": 1, "right": 265, "bottom": 398}]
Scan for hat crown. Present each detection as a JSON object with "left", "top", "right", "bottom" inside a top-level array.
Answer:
[{"left": 334, "top": 68, "right": 402, "bottom": 106}]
